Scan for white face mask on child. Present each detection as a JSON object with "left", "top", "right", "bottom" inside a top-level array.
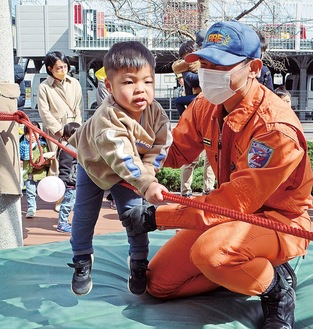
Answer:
[{"left": 198, "top": 63, "right": 249, "bottom": 105}]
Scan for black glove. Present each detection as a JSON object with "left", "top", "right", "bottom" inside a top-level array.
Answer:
[{"left": 121, "top": 205, "right": 157, "bottom": 237}]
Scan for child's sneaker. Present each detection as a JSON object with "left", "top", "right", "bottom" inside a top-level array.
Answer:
[
  {"left": 26, "top": 209, "right": 35, "bottom": 218},
  {"left": 57, "top": 223, "right": 72, "bottom": 233},
  {"left": 128, "top": 257, "right": 149, "bottom": 295},
  {"left": 110, "top": 200, "right": 117, "bottom": 210},
  {"left": 67, "top": 254, "right": 93, "bottom": 296}
]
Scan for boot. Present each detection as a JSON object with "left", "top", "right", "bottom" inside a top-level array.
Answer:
[
  {"left": 260, "top": 269, "right": 295, "bottom": 329},
  {"left": 275, "top": 262, "right": 297, "bottom": 290}
]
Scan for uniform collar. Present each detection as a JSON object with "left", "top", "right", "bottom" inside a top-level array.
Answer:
[{"left": 222, "top": 79, "right": 264, "bottom": 133}]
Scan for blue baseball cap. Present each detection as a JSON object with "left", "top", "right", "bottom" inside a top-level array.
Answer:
[{"left": 186, "top": 20, "right": 261, "bottom": 66}]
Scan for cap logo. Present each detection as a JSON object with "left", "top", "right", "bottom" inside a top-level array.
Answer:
[
  {"left": 207, "top": 33, "right": 231, "bottom": 46},
  {"left": 208, "top": 33, "right": 223, "bottom": 43}
]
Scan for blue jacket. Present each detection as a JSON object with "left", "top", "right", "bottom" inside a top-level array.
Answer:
[{"left": 257, "top": 65, "right": 274, "bottom": 91}]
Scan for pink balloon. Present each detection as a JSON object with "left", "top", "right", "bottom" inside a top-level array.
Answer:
[{"left": 37, "top": 176, "right": 65, "bottom": 203}]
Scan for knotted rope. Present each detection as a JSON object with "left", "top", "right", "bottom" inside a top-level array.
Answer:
[{"left": 0, "top": 110, "right": 77, "bottom": 169}]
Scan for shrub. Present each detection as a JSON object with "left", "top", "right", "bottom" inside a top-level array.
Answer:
[
  {"left": 156, "top": 157, "right": 206, "bottom": 193},
  {"left": 156, "top": 167, "right": 181, "bottom": 192}
]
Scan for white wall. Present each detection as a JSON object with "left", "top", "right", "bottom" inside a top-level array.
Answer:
[{"left": 16, "top": 5, "right": 75, "bottom": 57}]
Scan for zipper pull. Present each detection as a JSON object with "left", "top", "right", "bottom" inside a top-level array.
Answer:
[{"left": 218, "top": 135, "right": 222, "bottom": 150}]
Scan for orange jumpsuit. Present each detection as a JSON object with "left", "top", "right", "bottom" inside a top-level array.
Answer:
[{"left": 147, "top": 80, "right": 313, "bottom": 299}]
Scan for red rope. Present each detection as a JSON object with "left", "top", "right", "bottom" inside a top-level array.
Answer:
[
  {"left": 0, "top": 111, "right": 77, "bottom": 169},
  {"left": 120, "top": 182, "right": 313, "bottom": 241},
  {"left": 2, "top": 111, "right": 313, "bottom": 240},
  {"left": 162, "top": 192, "right": 313, "bottom": 241}
]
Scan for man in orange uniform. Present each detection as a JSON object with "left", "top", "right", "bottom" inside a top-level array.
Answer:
[{"left": 122, "top": 20, "right": 313, "bottom": 328}]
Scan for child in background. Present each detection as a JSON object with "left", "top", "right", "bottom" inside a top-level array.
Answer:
[
  {"left": 275, "top": 85, "right": 292, "bottom": 105},
  {"left": 67, "top": 41, "right": 172, "bottom": 297},
  {"left": 20, "top": 121, "right": 50, "bottom": 218},
  {"left": 57, "top": 122, "right": 80, "bottom": 233}
]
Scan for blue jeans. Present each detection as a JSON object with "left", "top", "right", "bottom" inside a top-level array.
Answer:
[
  {"left": 70, "top": 164, "right": 149, "bottom": 260},
  {"left": 25, "top": 179, "right": 38, "bottom": 212},
  {"left": 58, "top": 187, "right": 76, "bottom": 226}
]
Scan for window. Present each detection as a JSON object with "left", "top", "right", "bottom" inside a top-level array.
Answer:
[{"left": 164, "top": 75, "right": 176, "bottom": 84}]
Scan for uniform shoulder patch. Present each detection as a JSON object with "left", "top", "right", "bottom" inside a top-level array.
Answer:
[{"left": 247, "top": 140, "right": 274, "bottom": 168}]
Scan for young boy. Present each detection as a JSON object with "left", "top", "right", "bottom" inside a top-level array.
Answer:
[
  {"left": 20, "top": 121, "right": 50, "bottom": 218},
  {"left": 56, "top": 122, "right": 80, "bottom": 233},
  {"left": 274, "top": 85, "right": 292, "bottom": 105},
  {"left": 67, "top": 41, "right": 172, "bottom": 296}
]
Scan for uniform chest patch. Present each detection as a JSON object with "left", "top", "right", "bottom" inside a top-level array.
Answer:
[
  {"left": 203, "top": 138, "right": 212, "bottom": 146},
  {"left": 247, "top": 140, "right": 274, "bottom": 168}
]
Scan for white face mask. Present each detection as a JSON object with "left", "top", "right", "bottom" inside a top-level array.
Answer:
[{"left": 198, "top": 63, "right": 249, "bottom": 105}]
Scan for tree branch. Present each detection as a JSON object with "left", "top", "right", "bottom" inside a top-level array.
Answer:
[{"left": 235, "top": 0, "right": 267, "bottom": 21}]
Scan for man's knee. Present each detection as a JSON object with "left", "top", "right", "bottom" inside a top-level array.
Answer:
[{"left": 147, "top": 279, "right": 180, "bottom": 299}]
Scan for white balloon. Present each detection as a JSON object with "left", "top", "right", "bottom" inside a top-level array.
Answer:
[{"left": 37, "top": 176, "right": 65, "bottom": 203}]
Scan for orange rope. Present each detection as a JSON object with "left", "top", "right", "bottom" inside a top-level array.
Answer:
[{"left": 2, "top": 111, "right": 313, "bottom": 240}]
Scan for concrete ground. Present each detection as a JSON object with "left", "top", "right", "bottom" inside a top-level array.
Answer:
[{"left": 22, "top": 191, "right": 122, "bottom": 246}]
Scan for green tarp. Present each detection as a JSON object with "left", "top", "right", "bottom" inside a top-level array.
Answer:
[{"left": 0, "top": 231, "right": 312, "bottom": 328}]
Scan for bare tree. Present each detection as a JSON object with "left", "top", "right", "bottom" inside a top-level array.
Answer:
[
  {"left": 107, "top": 0, "right": 268, "bottom": 40},
  {"left": 235, "top": 0, "right": 267, "bottom": 20},
  {"left": 198, "top": 0, "right": 210, "bottom": 29},
  {"left": 104, "top": 0, "right": 293, "bottom": 71}
]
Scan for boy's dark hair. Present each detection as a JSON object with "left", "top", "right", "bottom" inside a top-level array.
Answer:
[
  {"left": 275, "top": 85, "right": 291, "bottom": 98},
  {"left": 63, "top": 122, "right": 81, "bottom": 138},
  {"left": 179, "top": 40, "right": 199, "bottom": 58},
  {"left": 103, "top": 41, "right": 155, "bottom": 78},
  {"left": 24, "top": 121, "right": 40, "bottom": 135},
  {"left": 44, "top": 51, "right": 71, "bottom": 77}
]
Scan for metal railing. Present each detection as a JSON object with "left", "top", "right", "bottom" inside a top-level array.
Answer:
[
  {"left": 69, "top": 2, "right": 313, "bottom": 53},
  {"left": 267, "top": 39, "right": 313, "bottom": 51},
  {"left": 23, "top": 89, "right": 313, "bottom": 125},
  {"left": 289, "top": 90, "right": 313, "bottom": 121},
  {"left": 72, "top": 32, "right": 313, "bottom": 53}
]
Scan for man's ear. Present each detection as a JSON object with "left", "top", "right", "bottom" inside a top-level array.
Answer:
[
  {"left": 249, "top": 59, "right": 263, "bottom": 78},
  {"left": 104, "top": 78, "right": 113, "bottom": 94}
]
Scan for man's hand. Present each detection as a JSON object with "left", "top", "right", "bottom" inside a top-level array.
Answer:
[{"left": 121, "top": 205, "right": 157, "bottom": 237}]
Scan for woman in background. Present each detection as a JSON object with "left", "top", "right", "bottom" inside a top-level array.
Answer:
[{"left": 38, "top": 51, "right": 83, "bottom": 176}]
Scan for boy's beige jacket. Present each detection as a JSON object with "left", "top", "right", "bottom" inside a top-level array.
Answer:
[{"left": 69, "top": 95, "right": 172, "bottom": 196}]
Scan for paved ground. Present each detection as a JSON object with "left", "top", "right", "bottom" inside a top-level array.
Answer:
[{"left": 22, "top": 191, "right": 123, "bottom": 246}]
